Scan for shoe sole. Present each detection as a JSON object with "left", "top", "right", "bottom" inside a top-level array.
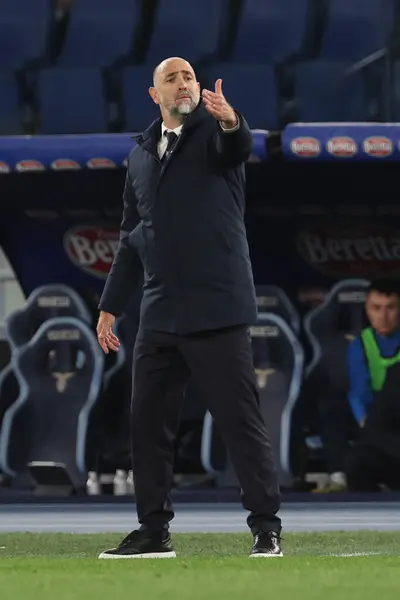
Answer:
[
  {"left": 98, "top": 550, "right": 176, "bottom": 559},
  {"left": 249, "top": 553, "right": 283, "bottom": 558}
]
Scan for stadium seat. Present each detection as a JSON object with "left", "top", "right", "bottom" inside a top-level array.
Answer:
[
  {"left": 201, "top": 313, "right": 305, "bottom": 489},
  {"left": 304, "top": 278, "right": 370, "bottom": 399},
  {"left": 37, "top": 68, "right": 108, "bottom": 134},
  {"left": 293, "top": 61, "right": 370, "bottom": 122},
  {"left": 145, "top": 0, "right": 229, "bottom": 65},
  {"left": 232, "top": 0, "right": 309, "bottom": 63},
  {"left": 201, "top": 64, "right": 278, "bottom": 129},
  {"left": 392, "top": 60, "right": 400, "bottom": 121},
  {"left": 255, "top": 285, "right": 301, "bottom": 335},
  {"left": 0, "top": 0, "right": 52, "bottom": 69},
  {"left": 0, "top": 285, "right": 93, "bottom": 443},
  {"left": 58, "top": 0, "right": 141, "bottom": 67},
  {"left": 320, "top": 0, "right": 396, "bottom": 62},
  {"left": 0, "top": 72, "right": 23, "bottom": 135},
  {"left": 5, "top": 284, "right": 92, "bottom": 351},
  {"left": 0, "top": 317, "right": 104, "bottom": 487},
  {"left": 121, "top": 67, "right": 160, "bottom": 132},
  {"left": 301, "top": 279, "right": 370, "bottom": 472}
]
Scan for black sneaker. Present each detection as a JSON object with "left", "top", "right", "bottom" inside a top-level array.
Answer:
[
  {"left": 98, "top": 529, "right": 176, "bottom": 559},
  {"left": 249, "top": 531, "right": 283, "bottom": 557}
]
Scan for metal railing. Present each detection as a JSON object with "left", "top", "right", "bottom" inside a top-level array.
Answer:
[{"left": 344, "top": 47, "right": 394, "bottom": 121}]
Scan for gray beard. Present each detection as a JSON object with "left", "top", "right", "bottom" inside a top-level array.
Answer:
[{"left": 169, "top": 101, "right": 196, "bottom": 122}]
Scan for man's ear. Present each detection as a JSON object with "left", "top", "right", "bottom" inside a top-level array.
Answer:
[{"left": 149, "top": 87, "right": 159, "bottom": 105}]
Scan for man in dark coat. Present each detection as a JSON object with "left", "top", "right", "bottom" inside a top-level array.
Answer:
[{"left": 97, "top": 57, "right": 282, "bottom": 559}]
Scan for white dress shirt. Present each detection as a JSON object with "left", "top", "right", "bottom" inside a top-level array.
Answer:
[
  {"left": 157, "top": 116, "right": 240, "bottom": 159},
  {"left": 158, "top": 123, "right": 183, "bottom": 159}
]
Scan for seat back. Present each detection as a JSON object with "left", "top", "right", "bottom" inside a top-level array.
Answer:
[
  {"left": 293, "top": 60, "right": 369, "bottom": 122},
  {"left": 304, "top": 278, "right": 370, "bottom": 391},
  {"left": 201, "top": 313, "right": 304, "bottom": 489},
  {"left": 37, "top": 67, "right": 107, "bottom": 134},
  {"left": 121, "top": 66, "right": 160, "bottom": 132},
  {"left": 201, "top": 64, "right": 278, "bottom": 129},
  {"left": 145, "top": 0, "right": 229, "bottom": 65},
  {"left": 0, "top": 0, "right": 52, "bottom": 69},
  {"left": 256, "top": 285, "right": 300, "bottom": 334},
  {"left": 232, "top": 0, "right": 309, "bottom": 63},
  {"left": 0, "top": 71, "right": 23, "bottom": 134},
  {"left": 0, "top": 317, "right": 104, "bottom": 486},
  {"left": 5, "top": 284, "right": 92, "bottom": 352},
  {"left": 58, "top": 0, "right": 141, "bottom": 67},
  {"left": 320, "top": 0, "right": 396, "bottom": 61}
]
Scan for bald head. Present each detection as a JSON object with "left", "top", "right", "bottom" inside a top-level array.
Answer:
[
  {"left": 153, "top": 57, "right": 196, "bottom": 86},
  {"left": 149, "top": 56, "right": 201, "bottom": 126}
]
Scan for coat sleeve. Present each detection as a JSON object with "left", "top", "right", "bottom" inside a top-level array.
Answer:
[
  {"left": 208, "top": 111, "right": 253, "bottom": 167},
  {"left": 98, "top": 169, "right": 142, "bottom": 317}
]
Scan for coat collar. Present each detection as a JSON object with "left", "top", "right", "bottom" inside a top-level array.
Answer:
[{"left": 132, "top": 100, "right": 209, "bottom": 147}]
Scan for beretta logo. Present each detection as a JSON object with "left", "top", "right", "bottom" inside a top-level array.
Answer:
[
  {"left": 16, "top": 160, "right": 45, "bottom": 172},
  {"left": 86, "top": 158, "right": 116, "bottom": 169},
  {"left": 290, "top": 137, "right": 321, "bottom": 158},
  {"left": 363, "top": 137, "right": 393, "bottom": 158},
  {"left": 326, "top": 136, "right": 357, "bottom": 158},
  {"left": 51, "top": 159, "right": 81, "bottom": 170},
  {"left": 297, "top": 222, "right": 400, "bottom": 278},
  {"left": 63, "top": 224, "right": 120, "bottom": 278}
]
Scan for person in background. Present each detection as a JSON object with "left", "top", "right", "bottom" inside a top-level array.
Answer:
[
  {"left": 345, "top": 279, "right": 400, "bottom": 491},
  {"left": 315, "top": 278, "right": 400, "bottom": 493},
  {"left": 348, "top": 279, "right": 400, "bottom": 426}
]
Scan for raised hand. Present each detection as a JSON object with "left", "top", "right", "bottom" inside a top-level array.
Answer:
[{"left": 202, "top": 79, "right": 238, "bottom": 128}]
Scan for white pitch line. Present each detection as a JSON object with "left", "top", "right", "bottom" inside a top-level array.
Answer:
[{"left": 330, "top": 552, "right": 384, "bottom": 557}]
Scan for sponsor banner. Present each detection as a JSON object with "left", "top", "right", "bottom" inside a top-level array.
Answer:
[
  {"left": 296, "top": 222, "right": 400, "bottom": 278},
  {"left": 2, "top": 210, "right": 400, "bottom": 318},
  {"left": 0, "top": 213, "right": 121, "bottom": 311},
  {"left": 0, "top": 134, "right": 133, "bottom": 172},
  {"left": 0, "top": 196, "right": 400, "bottom": 312},
  {"left": 0, "top": 131, "right": 268, "bottom": 172},
  {"left": 282, "top": 123, "right": 400, "bottom": 162},
  {"left": 247, "top": 214, "right": 400, "bottom": 313},
  {"left": 63, "top": 224, "right": 120, "bottom": 279}
]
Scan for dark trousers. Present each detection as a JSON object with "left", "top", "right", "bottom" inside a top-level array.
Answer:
[
  {"left": 345, "top": 366, "right": 400, "bottom": 491},
  {"left": 317, "top": 389, "right": 359, "bottom": 473},
  {"left": 346, "top": 443, "right": 400, "bottom": 491},
  {"left": 130, "top": 324, "right": 281, "bottom": 535}
]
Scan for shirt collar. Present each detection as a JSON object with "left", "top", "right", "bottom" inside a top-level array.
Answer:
[{"left": 161, "top": 123, "right": 184, "bottom": 137}]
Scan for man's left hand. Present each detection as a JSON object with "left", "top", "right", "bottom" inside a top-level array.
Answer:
[{"left": 202, "top": 79, "right": 238, "bottom": 129}]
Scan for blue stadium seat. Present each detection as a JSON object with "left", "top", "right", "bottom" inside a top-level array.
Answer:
[
  {"left": 320, "top": 0, "right": 396, "bottom": 61},
  {"left": 232, "top": 0, "right": 309, "bottom": 63},
  {"left": 392, "top": 60, "right": 400, "bottom": 121},
  {"left": 145, "top": 0, "right": 228, "bottom": 65},
  {"left": 201, "top": 64, "right": 278, "bottom": 129},
  {"left": 58, "top": 0, "right": 141, "bottom": 67},
  {"left": 0, "top": 72, "right": 23, "bottom": 134},
  {"left": 37, "top": 68, "right": 108, "bottom": 134},
  {"left": 121, "top": 67, "right": 160, "bottom": 132},
  {"left": 0, "top": 1, "right": 52, "bottom": 69},
  {"left": 293, "top": 61, "right": 369, "bottom": 122}
]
